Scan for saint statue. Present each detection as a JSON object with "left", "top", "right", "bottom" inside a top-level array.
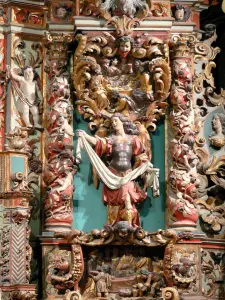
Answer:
[{"left": 76, "top": 114, "right": 159, "bottom": 227}]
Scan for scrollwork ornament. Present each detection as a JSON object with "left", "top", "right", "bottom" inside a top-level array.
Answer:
[{"left": 161, "top": 287, "right": 180, "bottom": 300}]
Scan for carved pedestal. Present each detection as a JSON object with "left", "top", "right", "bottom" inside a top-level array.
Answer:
[{"left": 0, "top": 152, "right": 36, "bottom": 299}]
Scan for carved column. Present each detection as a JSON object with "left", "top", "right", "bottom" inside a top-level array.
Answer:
[
  {"left": 167, "top": 34, "right": 199, "bottom": 231},
  {"left": 43, "top": 32, "right": 75, "bottom": 232}
]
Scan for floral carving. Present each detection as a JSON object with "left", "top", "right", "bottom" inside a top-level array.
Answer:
[
  {"left": 13, "top": 8, "right": 44, "bottom": 26},
  {"left": 55, "top": 225, "right": 178, "bottom": 247},
  {"left": 0, "top": 226, "right": 10, "bottom": 283},
  {"left": 164, "top": 244, "right": 198, "bottom": 288},
  {"left": 201, "top": 250, "right": 225, "bottom": 298},
  {"left": 0, "top": 6, "right": 8, "bottom": 23},
  {"left": 11, "top": 172, "right": 30, "bottom": 192}
]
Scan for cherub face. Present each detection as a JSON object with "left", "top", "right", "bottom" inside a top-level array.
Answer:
[
  {"left": 56, "top": 7, "right": 67, "bottom": 19},
  {"left": 175, "top": 8, "right": 184, "bottom": 21},
  {"left": 24, "top": 67, "right": 34, "bottom": 82},
  {"left": 119, "top": 41, "right": 131, "bottom": 54}
]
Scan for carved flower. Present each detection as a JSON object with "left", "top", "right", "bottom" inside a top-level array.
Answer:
[
  {"left": 198, "top": 197, "right": 225, "bottom": 234},
  {"left": 200, "top": 208, "right": 225, "bottom": 233}
]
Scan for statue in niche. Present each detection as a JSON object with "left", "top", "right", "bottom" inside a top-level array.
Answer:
[
  {"left": 76, "top": 113, "right": 159, "bottom": 227},
  {"left": 7, "top": 65, "right": 42, "bottom": 130},
  {"left": 171, "top": 5, "right": 191, "bottom": 22},
  {"left": 209, "top": 113, "right": 225, "bottom": 148}
]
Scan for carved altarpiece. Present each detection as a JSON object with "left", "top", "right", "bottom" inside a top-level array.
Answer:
[{"left": 0, "top": 0, "right": 224, "bottom": 300}]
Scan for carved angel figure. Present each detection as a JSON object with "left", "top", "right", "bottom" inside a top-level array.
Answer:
[
  {"left": 76, "top": 113, "right": 159, "bottom": 227},
  {"left": 100, "top": 0, "right": 147, "bottom": 17},
  {"left": 7, "top": 65, "right": 42, "bottom": 130}
]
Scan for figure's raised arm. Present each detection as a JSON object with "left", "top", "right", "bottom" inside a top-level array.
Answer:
[
  {"left": 6, "top": 65, "right": 24, "bottom": 82},
  {"left": 76, "top": 129, "right": 97, "bottom": 146}
]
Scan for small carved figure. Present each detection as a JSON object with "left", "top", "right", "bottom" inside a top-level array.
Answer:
[
  {"left": 132, "top": 268, "right": 165, "bottom": 297},
  {"left": 116, "top": 36, "right": 134, "bottom": 74},
  {"left": 153, "top": 67, "right": 165, "bottom": 98},
  {"left": 7, "top": 65, "right": 42, "bottom": 130},
  {"left": 209, "top": 113, "right": 225, "bottom": 148},
  {"left": 48, "top": 255, "right": 74, "bottom": 291},
  {"left": 88, "top": 65, "right": 109, "bottom": 110},
  {"left": 102, "top": 58, "right": 121, "bottom": 77},
  {"left": 89, "top": 264, "right": 114, "bottom": 298},
  {"left": 172, "top": 5, "right": 191, "bottom": 22},
  {"left": 50, "top": 113, "right": 74, "bottom": 138}
]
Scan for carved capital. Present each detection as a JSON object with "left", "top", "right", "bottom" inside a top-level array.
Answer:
[
  {"left": 44, "top": 32, "right": 73, "bottom": 60},
  {"left": 170, "top": 33, "right": 199, "bottom": 58}
]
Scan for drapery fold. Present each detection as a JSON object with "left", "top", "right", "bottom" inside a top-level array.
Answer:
[{"left": 76, "top": 135, "right": 160, "bottom": 196}]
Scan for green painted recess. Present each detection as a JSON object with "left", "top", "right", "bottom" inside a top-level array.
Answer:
[
  {"left": 11, "top": 156, "right": 25, "bottom": 174},
  {"left": 73, "top": 115, "right": 165, "bottom": 232}
]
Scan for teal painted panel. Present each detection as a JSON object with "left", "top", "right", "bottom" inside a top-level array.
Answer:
[
  {"left": 11, "top": 156, "right": 25, "bottom": 174},
  {"left": 73, "top": 116, "right": 165, "bottom": 232},
  {"left": 139, "top": 122, "right": 165, "bottom": 231}
]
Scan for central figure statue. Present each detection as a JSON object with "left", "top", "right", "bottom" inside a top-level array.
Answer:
[{"left": 77, "top": 114, "right": 159, "bottom": 227}]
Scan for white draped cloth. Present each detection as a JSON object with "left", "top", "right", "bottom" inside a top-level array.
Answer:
[{"left": 76, "top": 134, "right": 160, "bottom": 197}]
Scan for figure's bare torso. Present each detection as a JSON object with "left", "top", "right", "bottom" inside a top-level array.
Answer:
[
  {"left": 20, "top": 79, "right": 36, "bottom": 103},
  {"left": 110, "top": 137, "right": 133, "bottom": 173}
]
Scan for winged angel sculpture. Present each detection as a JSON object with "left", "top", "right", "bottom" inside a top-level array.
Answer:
[{"left": 74, "top": 32, "right": 171, "bottom": 226}]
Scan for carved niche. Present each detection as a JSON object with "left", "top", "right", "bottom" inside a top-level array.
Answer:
[{"left": 74, "top": 31, "right": 171, "bottom": 227}]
